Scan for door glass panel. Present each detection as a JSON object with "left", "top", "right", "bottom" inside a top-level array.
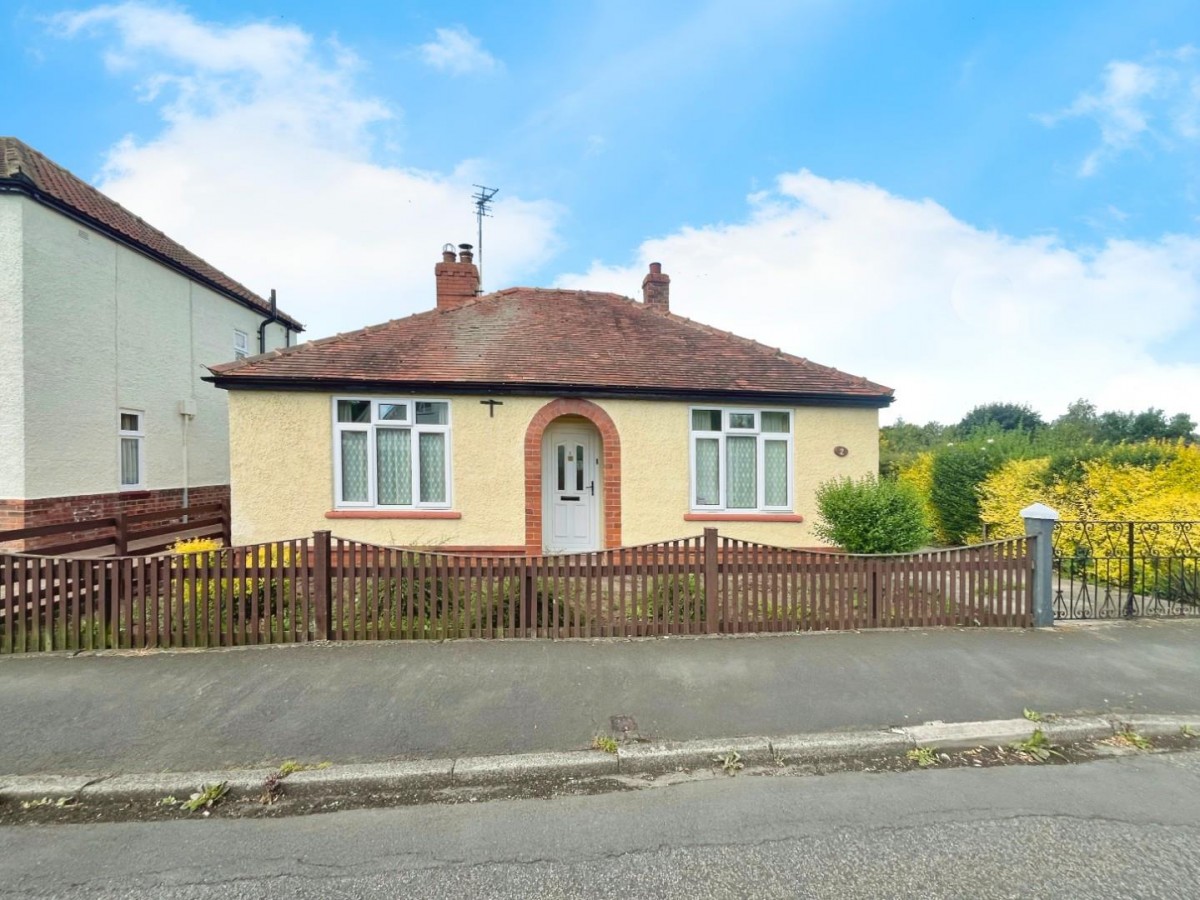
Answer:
[
  {"left": 376, "top": 429, "right": 412, "bottom": 505},
  {"left": 761, "top": 411, "right": 790, "bottom": 433},
  {"left": 764, "top": 440, "right": 788, "bottom": 506},
  {"left": 340, "top": 431, "right": 369, "bottom": 502},
  {"left": 727, "top": 436, "right": 757, "bottom": 508},
  {"left": 692, "top": 409, "right": 721, "bottom": 431},
  {"left": 695, "top": 438, "right": 720, "bottom": 506},
  {"left": 557, "top": 444, "right": 566, "bottom": 491},
  {"left": 575, "top": 444, "right": 585, "bottom": 491},
  {"left": 419, "top": 432, "right": 446, "bottom": 502}
]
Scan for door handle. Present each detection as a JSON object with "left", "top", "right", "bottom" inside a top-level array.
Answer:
[{"left": 589, "top": 480, "right": 595, "bottom": 496}]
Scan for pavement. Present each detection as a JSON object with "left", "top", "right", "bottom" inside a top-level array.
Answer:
[{"left": 1, "top": 618, "right": 1198, "bottom": 778}]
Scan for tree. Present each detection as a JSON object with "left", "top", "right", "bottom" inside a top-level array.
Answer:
[
  {"left": 813, "top": 476, "right": 931, "bottom": 554},
  {"left": 957, "top": 403, "right": 1045, "bottom": 436},
  {"left": 929, "top": 442, "right": 1011, "bottom": 545}
]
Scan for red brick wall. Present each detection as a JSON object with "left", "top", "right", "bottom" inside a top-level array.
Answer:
[
  {"left": 524, "top": 399, "right": 622, "bottom": 554},
  {"left": 0, "top": 485, "right": 230, "bottom": 551}
]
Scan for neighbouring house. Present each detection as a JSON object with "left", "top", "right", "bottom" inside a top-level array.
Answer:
[
  {"left": 209, "top": 246, "right": 892, "bottom": 553},
  {"left": 0, "top": 138, "right": 303, "bottom": 534}
]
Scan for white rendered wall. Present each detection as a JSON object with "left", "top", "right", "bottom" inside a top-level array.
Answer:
[
  {"left": 17, "top": 196, "right": 292, "bottom": 500},
  {"left": 0, "top": 196, "right": 25, "bottom": 498}
]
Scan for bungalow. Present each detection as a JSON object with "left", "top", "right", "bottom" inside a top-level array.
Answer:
[{"left": 208, "top": 246, "right": 893, "bottom": 552}]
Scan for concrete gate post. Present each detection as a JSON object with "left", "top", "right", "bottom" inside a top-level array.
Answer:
[{"left": 1021, "top": 503, "right": 1060, "bottom": 628}]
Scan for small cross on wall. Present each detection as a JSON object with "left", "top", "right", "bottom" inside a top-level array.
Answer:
[{"left": 480, "top": 399, "right": 504, "bottom": 417}]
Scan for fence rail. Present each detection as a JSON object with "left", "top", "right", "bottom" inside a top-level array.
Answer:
[
  {"left": 1, "top": 530, "right": 1033, "bottom": 653},
  {"left": 0, "top": 501, "right": 230, "bottom": 557}
]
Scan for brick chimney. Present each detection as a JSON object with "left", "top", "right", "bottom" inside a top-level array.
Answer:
[
  {"left": 435, "top": 243, "right": 481, "bottom": 310},
  {"left": 642, "top": 262, "right": 670, "bottom": 312}
]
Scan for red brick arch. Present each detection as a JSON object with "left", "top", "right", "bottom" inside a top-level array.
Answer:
[{"left": 525, "top": 399, "right": 621, "bottom": 553}]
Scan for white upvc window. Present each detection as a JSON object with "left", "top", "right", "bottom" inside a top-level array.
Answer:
[
  {"left": 118, "top": 409, "right": 145, "bottom": 489},
  {"left": 332, "top": 398, "right": 452, "bottom": 509},
  {"left": 689, "top": 407, "right": 793, "bottom": 512},
  {"left": 233, "top": 329, "right": 250, "bottom": 360}
]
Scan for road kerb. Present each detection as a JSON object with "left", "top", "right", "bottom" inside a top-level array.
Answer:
[{"left": 3, "top": 714, "right": 1198, "bottom": 809}]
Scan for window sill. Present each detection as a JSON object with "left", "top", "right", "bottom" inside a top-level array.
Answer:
[
  {"left": 684, "top": 512, "right": 804, "bottom": 523},
  {"left": 325, "top": 510, "right": 462, "bottom": 520}
]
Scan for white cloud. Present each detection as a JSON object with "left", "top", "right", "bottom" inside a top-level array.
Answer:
[
  {"left": 557, "top": 171, "right": 1200, "bottom": 426},
  {"left": 1042, "top": 46, "right": 1200, "bottom": 176},
  {"left": 51, "top": 3, "right": 554, "bottom": 337},
  {"left": 417, "top": 26, "right": 499, "bottom": 76}
]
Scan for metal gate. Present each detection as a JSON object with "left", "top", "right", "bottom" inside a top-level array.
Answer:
[{"left": 1052, "top": 520, "right": 1200, "bottom": 619}]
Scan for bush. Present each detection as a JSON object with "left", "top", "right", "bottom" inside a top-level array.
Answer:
[
  {"left": 929, "top": 443, "right": 1010, "bottom": 545},
  {"left": 813, "top": 476, "right": 931, "bottom": 553}
]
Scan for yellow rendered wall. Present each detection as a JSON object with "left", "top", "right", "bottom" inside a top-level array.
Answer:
[
  {"left": 228, "top": 391, "right": 879, "bottom": 548},
  {"left": 602, "top": 399, "right": 878, "bottom": 547}
]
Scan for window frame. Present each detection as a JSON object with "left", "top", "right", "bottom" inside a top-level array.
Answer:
[
  {"left": 118, "top": 408, "right": 145, "bottom": 490},
  {"left": 688, "top": 406, "right": 793, "bottom": 513},
  {"left": 331, "top": 396, "right": 453, "bottom": 510},
  {"left": 233, "top": 329, "right": 249, "bottom": 360}
]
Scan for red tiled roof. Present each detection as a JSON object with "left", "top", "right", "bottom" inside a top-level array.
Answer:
[
  {"left": 0, "top": 137, "right": 303, "bottom": 331},
  {"left": 209, "top": 287, "right": 893, "bottom": 405}
]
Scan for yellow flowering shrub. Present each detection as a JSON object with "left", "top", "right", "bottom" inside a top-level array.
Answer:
[
  {"left": 169, "top": 537, "right": 295, "bottom": 619},
  {"left": 896, "top": 452, "right": 942, "bottom": 542}
]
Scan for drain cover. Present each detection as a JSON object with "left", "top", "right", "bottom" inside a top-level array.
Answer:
[{"left": 609, "top": 714, "right": 639, "bottom": 737}]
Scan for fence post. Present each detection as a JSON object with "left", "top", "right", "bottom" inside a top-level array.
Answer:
[
  {"left": 703, "top": 528, "right": 719, "bottom": 634},
  {"left": 313, "top": 530, "right": 332, "bottom": 641},
  {"left": 220, "top": 500, "right": 232, "bottom": 547},
  {"left": 114, "top": 513, "right": 128, "bottom": 556},
  {"left": 1125, "top": 522, "right": 1136, "bottom": 618},
  {"left": 1021, "top": 503, "right": 1059, "bottom": 628}
]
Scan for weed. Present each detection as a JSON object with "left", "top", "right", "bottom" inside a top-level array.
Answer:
[
  {"left": 182, "top": 782, "right": 229, "bottom": 813},
  {"left": 591, "top": 735, "right": 619, "bottom": 754},
  {"left": 156, "top": 796, "right": 179, "bottom": 808},
  {"left": 277, "top": 759, "right": 330, "bottom": 777},
  {"left": 1009, "top": 729, "right": 1064, "bottom": 762},
  {"left": 1022, "top": 708, "right": 1045, "bottom": 723},
  {"left": 1113, "top": 729, "right": 1152, "bottom": 751},
  {"left": 260, "top": 772, "right": 283, "bottom": 805},
  {"left": 768, "top": 742, "right": 786, "bottom": 767},
  {"left": 716, "top": 751, "right": 744, "bottom": 775},
  {"left": 1182, "top": 724, "right": 1198, "bottom": 739},
  {"left": 906, "top": 746, "right": 939, "bottom": 768},
  {"left": 20, "top": 797, "right": 76, "bottom": 810}
]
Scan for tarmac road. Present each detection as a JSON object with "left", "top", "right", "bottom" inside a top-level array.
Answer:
[{"left": 3, "top": 748, "right": 1198, "bottom": 898}]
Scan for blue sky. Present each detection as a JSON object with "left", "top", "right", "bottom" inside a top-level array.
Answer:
[{"left": 4, "top": 1, "right": 1200, "bottom": 424}]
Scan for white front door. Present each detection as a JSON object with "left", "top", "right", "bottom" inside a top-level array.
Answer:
[{"left": 543, "top": 426, "right": 599, "bottom": 553}]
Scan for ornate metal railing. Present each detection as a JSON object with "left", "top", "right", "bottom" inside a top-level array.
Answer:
[{"left": 1052, "top": 520, "right": 1200, "bottom": 619}]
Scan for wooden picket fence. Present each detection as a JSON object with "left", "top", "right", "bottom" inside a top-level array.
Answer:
[{"left": 0, "top": 530, "right": 1033, "bottom": 653}]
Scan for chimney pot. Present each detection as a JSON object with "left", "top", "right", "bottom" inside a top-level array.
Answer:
[{"left": 642, "top": 262, "right": 670, "bottom": 312}]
